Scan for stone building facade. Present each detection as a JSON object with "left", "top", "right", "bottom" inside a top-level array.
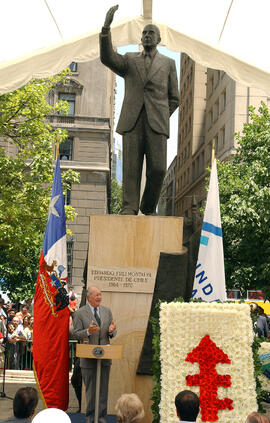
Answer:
[
  {"left": 0, "top": 60, "right": 115, "bottom": 295},
  {"left": 48, "top": 60, "right": 115, "bottom": 293},
  {"left": 174, "top": 53, "right": 269, "bottom": 218}
]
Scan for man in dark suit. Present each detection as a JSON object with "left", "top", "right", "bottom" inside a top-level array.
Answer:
[
  {"left": 73, "top": 286, "right": 116, "bottom": 423},
  {"left": 100, "top": 5, "right": 179, "bottom": 215},
  {"left": 175, "top": 390, "right": 200, "bottom": 422}
]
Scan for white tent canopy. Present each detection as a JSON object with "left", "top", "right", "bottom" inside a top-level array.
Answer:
[{"left": 1, "top": 0, "right": 270, "bottom": 94}]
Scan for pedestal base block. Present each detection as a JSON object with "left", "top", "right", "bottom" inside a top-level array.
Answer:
[{"left": 87, "top": 215, "right": 184, "bottom": 422}]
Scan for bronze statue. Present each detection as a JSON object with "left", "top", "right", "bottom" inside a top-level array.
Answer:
[{"left": 100, "top": 5, "right": 179, "bottom": 215}]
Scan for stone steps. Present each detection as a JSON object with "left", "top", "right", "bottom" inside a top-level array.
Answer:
[
  {"left": 0, "top": 369, "right": 36, "bottom": 384},
  {"left": 0, "top": 369, "right": 73, "bottom": 384}
]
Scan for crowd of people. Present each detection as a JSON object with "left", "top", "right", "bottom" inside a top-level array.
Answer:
[
  {"left": 1, "top": 386, "right": 270, "bottom": 423},
  {"left": 0, "top": 299, "right": 34, "bottom": 370},
  {"left": 0, "top": 288, "right": 79, "bottom": 370}
]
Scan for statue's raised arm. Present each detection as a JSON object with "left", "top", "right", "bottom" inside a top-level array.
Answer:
[{"left": 103, "top": 5, "right": 119, "bottom": 29}]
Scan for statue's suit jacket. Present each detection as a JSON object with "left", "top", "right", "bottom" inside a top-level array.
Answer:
[
  {"left": 100, "top": 31, "right": 179, "bottom": 138},
  {"left": 73, "top": 304, "right": 116, "bottom": 368}
]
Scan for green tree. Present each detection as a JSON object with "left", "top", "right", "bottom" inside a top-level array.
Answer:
[
  {"left": 110, "top": 178, "right": 122, "bottom": 214},
  {"left": 0, "top": 73, "right": 80, "bottom": 302},
  {"left": 218, "top": 103, "right": 270, "bottom": 297}
]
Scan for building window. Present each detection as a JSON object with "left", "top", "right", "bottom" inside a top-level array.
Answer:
[
  {"left": 208, "top": 143, "right": 212, "bottom": 164},
  {"left": 209, "top": 109, "right": 213, "bottom": 128},
  {"left": 59, "top": 137, "right": 73, "bottom": 160},
  {"left": 214, "top": 135, "right": 219, "bottom": 152},
  {"left": 59, "top": 93, "right": 76, "bottom": 115},
  {"left": 209, "top": 76, "right": 214, "bottom": 95},
  {"left": 69, "top": 62, "right": 77, "bottom": 72},
  {"left": 221, "top": 89, "right": 226, "bottom": 112},
  {"left": 201, "top": 151, "right": 205, "bottom": 174},
  {"left": 214, "top": 99, "right": 219, "bottom": 122},
  {"left": 216, "top": 70, "right": 221, "bottom": 86},
  {"left": 192, "top": 162, "right": 195, "bottom": 182},
  {"left": 67, "top": 240, "right": 74, "bottom": 284},
  {"left": 221, "top": 126, "right": 225, "bottom": 147}
]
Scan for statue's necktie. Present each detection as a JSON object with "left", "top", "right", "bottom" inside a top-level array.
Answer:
[
  {"left": 144, "top": 53, "right": 151, "bottom": 73},
  {"left": 94, "top": 307, "right": 101, "bottom": 327}
]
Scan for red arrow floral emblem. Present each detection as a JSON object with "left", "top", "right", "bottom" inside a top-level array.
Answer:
[{"left": 185, "top": 334, "right": 233, "bottom": 422}]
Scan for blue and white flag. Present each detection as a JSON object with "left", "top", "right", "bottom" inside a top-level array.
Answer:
[{"left": 192, "top": 159, "right": 226, "bottom": 301}]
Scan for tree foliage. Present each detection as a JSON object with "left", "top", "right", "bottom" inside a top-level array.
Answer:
[
  {"left": 110, "top": 178, "right": 122, "bottom": 214},
  {"left": 218, "top": 103, "right": 270, "bottom": 297},
  {"left": 0, "top": 73, "right": 80, "bottom": 302}
]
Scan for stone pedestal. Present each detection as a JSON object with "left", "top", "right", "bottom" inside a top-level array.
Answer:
[{"left": 87, "top": 215, "right": 184, "bottom": 422}]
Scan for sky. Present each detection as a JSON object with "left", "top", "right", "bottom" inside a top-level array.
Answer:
[{"left": 114, "top": 45, "right": 181, "bottom": 169}]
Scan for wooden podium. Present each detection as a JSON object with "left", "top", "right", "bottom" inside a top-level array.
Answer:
[{"left": 76, "top": 344, "right": 123, "bottom": 423}]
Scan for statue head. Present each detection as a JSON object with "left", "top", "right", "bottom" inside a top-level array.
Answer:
[{"left": 141, "top": 24, "right": 161, "bottom": 50}]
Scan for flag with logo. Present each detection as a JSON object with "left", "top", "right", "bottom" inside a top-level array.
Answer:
[
  {"left": 33, "top": 157, "right": 70, "bottom": 410},
  {"left": 192, "top": 159, "right": 226, "bottom": 301}
]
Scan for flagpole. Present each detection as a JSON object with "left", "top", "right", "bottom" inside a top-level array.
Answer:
[{"left": 55, "top": 133, "right": 60, "bottom": 159}]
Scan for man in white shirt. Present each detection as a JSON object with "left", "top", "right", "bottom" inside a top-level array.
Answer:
[
  {"left": 12, "top": 317, "right": 26, "bottom": 340},
  {"left": 175, "top": 390, "right": 200, "bottom": 423}
]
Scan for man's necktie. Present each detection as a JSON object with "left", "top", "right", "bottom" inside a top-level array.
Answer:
[{"left": 94, "top": 308, "right": 101, "bottom": 327}]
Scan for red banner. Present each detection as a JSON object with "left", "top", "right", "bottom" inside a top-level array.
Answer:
[{"left": 33, "top": 253, "right": 70, "bottom": 410}]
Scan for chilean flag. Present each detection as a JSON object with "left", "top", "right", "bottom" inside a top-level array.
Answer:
[{"left": 33, "top": 157, "right": 70, "bottom": 410}]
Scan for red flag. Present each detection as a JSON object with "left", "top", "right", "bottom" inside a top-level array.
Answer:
[{"left": 33, "top": 158, "right": 70, "bottom": 410}]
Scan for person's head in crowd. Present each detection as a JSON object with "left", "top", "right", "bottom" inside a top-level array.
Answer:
[
  {"left": 8, "top": 323, "right": 15, "bottom": 334},
  {"left": 32, "top": 408, "right": 71, "bottom": 423},
  {"left": 115, "top": 393, "right": 144, "bottom": 423},
  {"left": 23, "top": 315, "right": 30, "bottom": 327},
  {"left": 0, "top": 314, "right": 6, "bottom": 322},
  {"left": 8, "top": 309, "right": 16, "bottom": 320},
  {"left": 13, "top": 387, "right": 38, "bottom": 419},
  {"left": 12, "top": 316, "right": 20, "bottom": 327},
  {"left": 20, "top": 304, "right": 29, "bottom": 316},
  {"left": 25, "top": 298, "right": 32, "bottom": 306},
  {"left": 246, "top": 412, "right": 270, "bottom": 423},
  {"left": 175, "top": 390, "right": 200, "bottom": 422},
  {"left": 29, "top": 316, "right": 34, "bottom": 327}
]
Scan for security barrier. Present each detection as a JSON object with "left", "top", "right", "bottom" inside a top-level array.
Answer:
[{"left": 0, "top": 340, "right": 78, "bottom": 371}]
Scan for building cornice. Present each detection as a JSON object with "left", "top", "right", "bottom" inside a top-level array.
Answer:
[{"left": 59, "top": 161, "right": 110, "bottom": 172}]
